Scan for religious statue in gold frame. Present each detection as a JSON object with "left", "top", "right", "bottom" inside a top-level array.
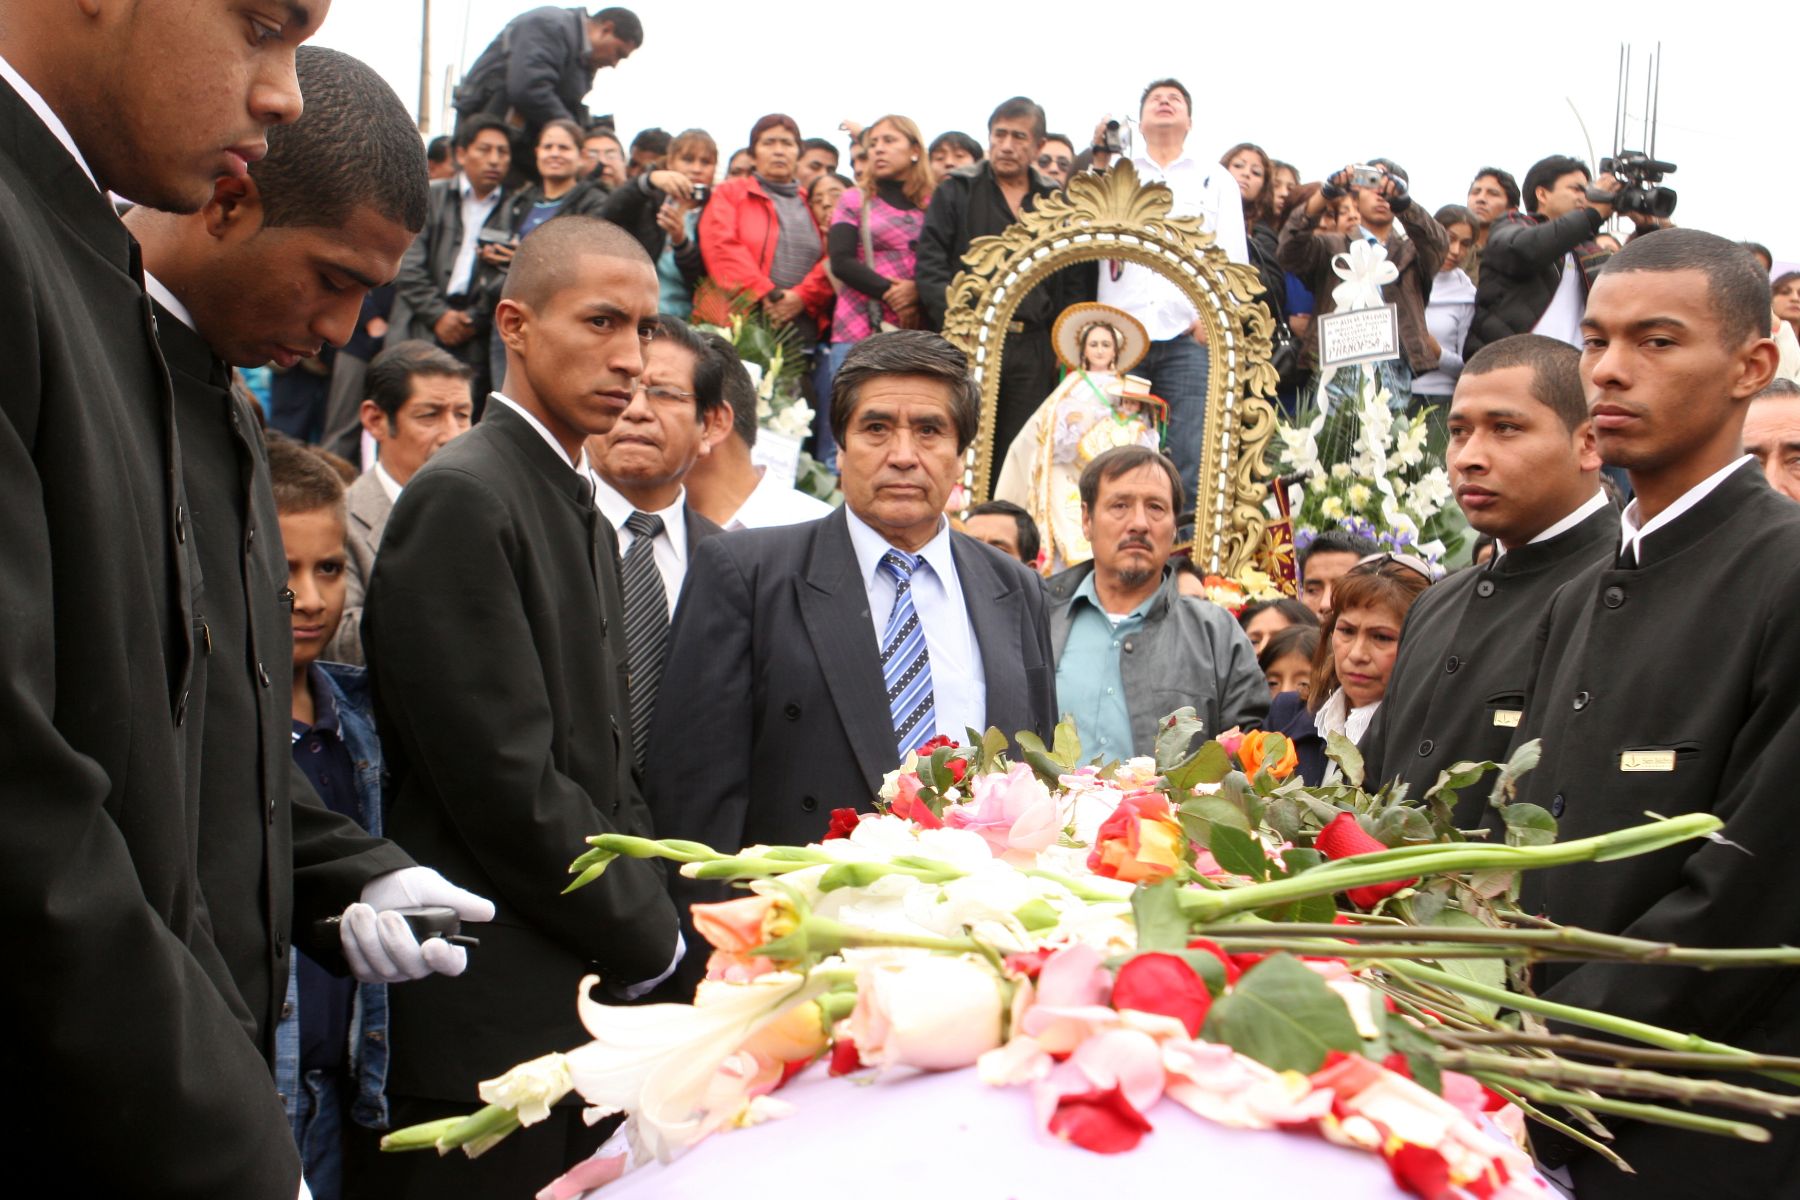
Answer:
[{"left": 939, "top": 160, "right": 1281, "bottom": 575}]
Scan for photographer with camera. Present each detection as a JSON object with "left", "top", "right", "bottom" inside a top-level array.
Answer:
[
  {"left": 1277, "top": 159, "right": 1448, "bottom": 407},
  {"left": 601, "top": 128, "right": 719, "bottom": 320},
  {"left": 1464, "top": 153, "right": 1657, "bottom": 357}
]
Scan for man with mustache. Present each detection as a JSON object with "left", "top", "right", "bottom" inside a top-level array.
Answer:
[
  {"left": 1046, "top": 445, "right": 1267, "bottom": 761},
  {"left": 0, "top": 0, "right": 351, "bottom": 1192},
  {"left": 1360, "top": 334, "right": 1612, "bottom": 813},
  {"left": 1504, "top": 229, "right": 1797, "bottom": 1196},
  {"left": 361, "top": 216, "right": 682, "bottom": 1196}
]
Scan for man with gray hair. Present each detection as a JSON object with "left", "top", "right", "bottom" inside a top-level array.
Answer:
[
  {"left": 1744, "top": 377, "right": 1800, "bottom": 502},
  {"left": 647, "top": 330, "right": 1058, "bottom": 995}
]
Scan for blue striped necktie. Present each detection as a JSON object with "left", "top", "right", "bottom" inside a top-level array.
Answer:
[{"left": 878, "top": 550, "right": 936, "bottom": 757}]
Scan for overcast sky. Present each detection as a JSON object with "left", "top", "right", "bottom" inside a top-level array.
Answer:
[{"left": 315, "top": 1, "right": 1796, "bottom": 265}]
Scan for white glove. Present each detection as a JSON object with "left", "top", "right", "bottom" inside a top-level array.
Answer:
[{"left": 340, "top": 866, "right": 496, "bottom": 984}]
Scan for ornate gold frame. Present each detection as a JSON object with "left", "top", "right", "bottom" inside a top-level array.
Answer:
[{"left": 940, "top": 160, "right": 1280, "bottom": 574}]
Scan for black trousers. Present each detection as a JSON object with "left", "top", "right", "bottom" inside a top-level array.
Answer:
[{"left": 347, "top": 1094, "right": 617, "bottom": 1200}]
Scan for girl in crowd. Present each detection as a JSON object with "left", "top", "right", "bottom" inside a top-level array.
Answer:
[
  {"left": 1412, "top": 204, "right": 1479, "bottom": 413},
  {"left": 599, "top": 128, "right": 718, "bottom": 320},
  {"left": 1222, "top": 142, "right": 1287, "bottom": 335},
  {"left": 927, "top": 130, "right": 982, "bottom": 181},
  {"left": 994, "top": 303, "right": 1164, "bottom": 573},
  {"left": 1775, "top": 271, "right": 1800, "bottom": 342},
  {"left": 809, "top": 172, "right": 851, "bottom": 234},
  {"left": 1269, "top": 160, "right": 1299, "bottom": 220},
  {"left": 1237, "top": 596, "right": 1316, "bottom": 655},
  {"left": 1259, "top": 623, "right": 1317, "bottom": 700},
  {"left": 1265, "top": 555, "right": 1432, "bottom": 784}
]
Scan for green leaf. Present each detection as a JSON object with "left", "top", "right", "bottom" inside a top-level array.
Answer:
[
  {"left": 1164, "top": 740, "right": 1233, "bottom": 791},
  {"left": 1050, "top": 716, "right": 1083, "bottom": 768},
  {"left": 1501, "top": 803, "right": 1558, "bottom": 847},
  {"left": 1325, "top": 732, "right": 1365, "bottom": 788},
  {"left": 1015, "top": 898, "right": 1060, "bottom": 932},
  {"left": 1428, "top": 909, "right": 1506, "bottom": 1017},
  {"left": 1274, "top": 847, "right": 1325, "bottom": 877},
  {"left": 1253, "top": 891, "right": 1339, "bottom": 924},
  {"left": 1408, "top": 882, "right": 1450, "bottom": 926},
  {"left": 1492, "top": 739, "right": 1542, "bottom": 808},
  {"left": 1384, "top": 1012, "right": 1443, "bottom": 1095},
  {"left": 1177, "top": 794, "right": 1252, "bottom": 850},
  {"left": 1202, "top": 953, "right": 1365, "bottom": 1073},
  {"left": 1208, "top": 825, "right": 1270, "bottom": 882},
  {"left": 1021, "top": 747, "right": 1066, "bottom": 788},
  {"left": 1132, "top": 880, "right": 1191, "bottom": 950},
  {"left": 1153, "top": 707, "right": 1206, "bottom": 771},
  {"left": 982, "top": 726, "right": 1010, "bottom": 765},
  {"left": 1264, "top": 798, "right": 1304, "bottom": 845}
]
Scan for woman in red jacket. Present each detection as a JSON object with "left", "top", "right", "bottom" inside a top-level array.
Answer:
[{"left": 698, "top": 113, "right": 834, "bottom": 335}]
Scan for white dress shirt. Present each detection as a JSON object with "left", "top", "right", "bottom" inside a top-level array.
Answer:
[
  {"left": 725, "top": 466, "right": 835, "bottom": 530},
  {"left": 448, "top": 175, "right": 503, "bottom": 296},
  {"left": 1316, "top": 688, "right": 1380, "bottom": 745},
  {"left": 487, "top": 392, "right": 590, "bottom": 475},
  {"left": 0, "top": 53, "right": 98, "bottom": 190},
  {"left": 1618, "top": 455, "right": 1753, "bottom": 564},
  {"left": 592, "top": 476, "right": 689, "bottom": 617},
  {"left": 1491, "top": 489, "right": 1610, "bottom": 562},
  {"left": 1097, "top": 150, "right": 1249, "bottom": 342},
  {"left": 1531, "top": 253, "right": 1585, "bottom": 349},
  {"left": 843, "top": 507, "right": 987, "bottom": 742},
  {"left": 144, "top": 272, "right": 198, "bottom": 331},
  {"left": 372, "top": 460, "right": 405, "bottom": 504}
]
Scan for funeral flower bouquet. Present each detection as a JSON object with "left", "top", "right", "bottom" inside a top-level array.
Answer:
[
  {"left": 385, "top": 718, "right": 1800, "bottom": 1200},
  {"left": 699, "top": 305, "right": 840, "bottom": 504},
  {"left": 1276, "top": 368, "right": 1453, "bottom": 561}
]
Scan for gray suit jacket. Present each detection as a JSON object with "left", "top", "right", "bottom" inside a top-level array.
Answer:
[{"left": 326, "top": 469, "right": 394, "bottom": 666}]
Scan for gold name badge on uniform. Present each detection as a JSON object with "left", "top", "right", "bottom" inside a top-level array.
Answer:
[
  {"left": 1492, "top": 709, "right": 1522, "bottom": 729},
  {"left": 1620, "top": 750, "right": 1677, "bottom": 773}
]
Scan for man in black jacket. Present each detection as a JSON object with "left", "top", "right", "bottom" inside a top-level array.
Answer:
[
  {"left": 453, "top": 5, "right": 640, "bottom": 173},
  {"left": 1360, "top": 335, "right": 1612, "bottom": 812},
  {"left": 0, "top": 2, "right": 343, "bottom": 1195},
  {"left": 1465, "top": 154, "right": 1635, "bottom": 358},
  {"left": 124, "top": 42, "right": 495, "bottom": 1115},
  {"left": 916, "top": 96, "right": 1093, "bottom": 462},
  {"left": 1506, "top": 230, "right": 1796, "bottom": 1196},
  {"left": 362, "top": 216, "right": 682, "bottom": 1197}
]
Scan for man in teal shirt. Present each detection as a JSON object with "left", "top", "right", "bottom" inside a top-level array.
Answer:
[{"left": 1047, "top": 446, "right": 1267, "bottom": 760}]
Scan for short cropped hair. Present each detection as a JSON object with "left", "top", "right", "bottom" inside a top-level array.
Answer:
[
  {"left": 1139, "top": 78, "right": 1194, "bottom": 117},
  {"left": 1298, "top": 528, "right": 1378, "bottom": 575},
  {"left": 454, "top": 113, "right": 512, "bottom": 151},
  {"left": 426, "top": 136, "right": 451, "bottom": 166},
  {"left": 365, "top": 339, "right": 472, "bottom": 422},
  {"left": 252, "top": 47, "right": 428, "bottom": 234},
  {"left": 829, "top": 330, "right": 980, "bottom": 452},
  {"left": 1599, "top": 227, "right": 1773, "bottom": 345},
  {"left": 654, "top": 315, "right": 727, "bottom": 424},
  {"left": 1522, "top": 155, "right": 1589, "bottom": 215},
  {"left": 928, "top": 130, "right": 983, "bottom": 163},
  {"left": 1471, "top": 167, "right": 1521, "bottom": 210},
  {"left": 266, "top": 432, "right": 346, "bottom": 516},
  {"left": 700, "top": 331, "right": 759, "bottom": 448},
  {"left": 592, "top": 6, "right": 643, "bottom": 45},
  {"left": 800, "top": 137, "right": 839, "bottom": 160},
  {"left": 1754, "top": 378, "right": 1800, "bottom": 403},
  {"left": 1077, "top": 444, "right": 1185, "bottom": 517},
  {"left": 501, "top": 214, "right": 652, "bottom": 311},
  {"left": 986, "top": 97, "right": 1046, "bottom": 142},
  {"left": 630, "top": 127, "right": 670, "bottom": 157},
  {"left": 1461, "top": 333, "right": 1587, "bottom": 432},
  {"left": 966, "top": 499, "right": 1040, "bottom": 564}
]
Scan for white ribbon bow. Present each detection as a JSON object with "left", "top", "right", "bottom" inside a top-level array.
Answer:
[{"left": 1330, "top": 238, "right": 1399, "bottom": 312}]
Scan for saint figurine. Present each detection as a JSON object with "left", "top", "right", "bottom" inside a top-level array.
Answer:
[{"left": 993, "top": 302, "right": 1166, "bottom": 572}]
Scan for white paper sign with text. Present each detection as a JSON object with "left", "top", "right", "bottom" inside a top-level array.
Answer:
[{"left": 1318, "top": 304, "right": 1401, "bottom": 370}]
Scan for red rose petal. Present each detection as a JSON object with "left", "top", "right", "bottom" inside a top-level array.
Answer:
[
  {"left": 1386, "top": 1142, "right": 1454, "bottom": 1200},
  {"left": 1112, "top": 953, "right": 1212, "bottom": 1037},
  {"left": 1184, "top": 938, "right": 1243, "bottom": 987},
  {"left": 829, "top": 1037, "right": 865, "bottom": 1076},
  {"left": 823, "top": 808, "right": 861, "bottom": 840},
  {"left": 1047, "top": 1085, "right": 1154, "bottom": 1154}
]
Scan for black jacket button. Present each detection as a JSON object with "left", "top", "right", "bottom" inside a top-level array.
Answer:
[
  {"left": 1417, "top": 739, "right": 1434, "bottom": 757},
  {"left": 1603, "top": 586, "right": 1625, "bottom": 608},
  {"left": 1475, "top": 579, "right": 1496, "bottom": 598},
  {"left": 1550, "top": 793, "right": 1566, "bottom": 818},
  {"left": 784, "top": 703, "right": 801, "bottom": 720},
  {"left": 1573, "top": 691, "right": 1590, "bottom": 711},
  {"left": 800, "top": 795, "right": 818, "bottom": 812},
  {"left": 1445, "top": 656, "right": 1460, "bottom": 674}
]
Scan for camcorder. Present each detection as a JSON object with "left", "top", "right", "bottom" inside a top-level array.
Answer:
[
  {"left": 690, "top": 183, "right": 710, "bottom": 204},
  {"left": 1102, "top": 120, "right": 1124, "bottom": 156},
  {"left": 1589, "top": 152, "right": 1678, "bottom": 219},
  {"left": 476, "top": 228, "right": 518, "bottom": 247}
]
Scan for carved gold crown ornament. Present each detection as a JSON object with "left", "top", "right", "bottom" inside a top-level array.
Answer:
[{"left": 939, "top": 160, "right": 1281, "bottom": 575}]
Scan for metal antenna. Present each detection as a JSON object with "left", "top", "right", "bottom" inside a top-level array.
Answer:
[
  {"left": 1650, "top": 43, "right": 1663, "bottom": 160},
  {"left": 1620, "top": 44, "right": 1631, "bottom": 157},
  {"left": 1613, "top": 43, "right": 1626, "bottom": 160}
]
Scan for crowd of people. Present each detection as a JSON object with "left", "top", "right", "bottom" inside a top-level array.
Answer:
[{"left": 5, "top": 3, "right": 1800, "bottom": 1200}]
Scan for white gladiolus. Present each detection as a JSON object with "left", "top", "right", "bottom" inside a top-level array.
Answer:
[{"left": 478, "top": 1052, "right": 574, "bottom": 1126}]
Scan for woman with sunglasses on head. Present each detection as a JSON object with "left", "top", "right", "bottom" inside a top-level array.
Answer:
[{"left": 1265, "top": 554, "right": 1433, "bottom": 784}]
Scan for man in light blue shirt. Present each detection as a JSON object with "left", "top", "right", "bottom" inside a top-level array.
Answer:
[{"left": 1049, "top": 446, "right": 1267, "bottom": 760}]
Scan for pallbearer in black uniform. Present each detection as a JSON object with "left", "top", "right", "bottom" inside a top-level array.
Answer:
[
  {"left": 1507, "top": 230, "right": 1800, "bottom": 1197},
  {"left": 1361, "top": 335, "right": 1612, "bottom": 815}
]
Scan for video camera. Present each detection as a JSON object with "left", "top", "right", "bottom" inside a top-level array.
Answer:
[{"left": 1589, "top": 152, "right": 1678, "bottom": 219}]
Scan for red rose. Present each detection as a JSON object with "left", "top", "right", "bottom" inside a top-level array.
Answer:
[
  {"left": 1111, "top": 953, "right": 1212, "bottom": 1037},
  {"left": 946, "top": 756, "right": 969, "bottom": 784},
  {"left": 918, "top": 734, "right": 959, "bottom": 754},
  {"left": 1087, "top": 791, "right": 1186, "bottom": 883},
  {"left": 1047, "top": 1085, "right": 1154, "bottom": 1154},
  {"left": 1385, "top": 1142, "right": 1454, "bottom": 1200},
  {"left": 1002, "top": 947, "right": 1055, "bottom": 981},
  {"left": 829, "top": 1036, "right": 865, "bottom": 1076},
  {"left": 823, "top": 807, "right": 861, "bottom": 840},
  {"left": 1315, "top": 812, "right": 1417, "bottom": 910}
]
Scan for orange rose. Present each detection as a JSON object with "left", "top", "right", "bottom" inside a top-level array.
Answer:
[
  {"left": 691, "top": 894, "right": 780, "bottom": 955},
  {"left": 1238, "top": 731, "right": 1298, "bottom": 781},
  {"left": 1087, "top": 791, "right": 1187, "bottom": 883}
]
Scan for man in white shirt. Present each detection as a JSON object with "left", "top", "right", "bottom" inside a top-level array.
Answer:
[
  {"left": 392, "top": 114, "right": 512, "bottom": 411},
  {"left": 1097, "top": 78, "right": 1247, "bottom": 507},
  {"left": 683, "top": 329, "right": 835, "bottom": 530},
  {"left": 590, "top": 315, "right": 730, "bottom": 764},
  {"left": 328, "top": 339, "right": 475, "bottom": 664},
  {"left": 1505, "top": 230, "right": 1795, "bottom": 1198}
]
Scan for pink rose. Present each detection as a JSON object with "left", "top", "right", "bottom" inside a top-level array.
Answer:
[{"left": 944, "top": 763, "right": 1061, "bottom": 863}]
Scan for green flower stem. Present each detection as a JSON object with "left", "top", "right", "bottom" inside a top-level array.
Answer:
[
  {"left": 1441, "top": 1052, "right": 1800, "bottom": 1116},
  {"left": 1483, "top": 1082, "right": 1630, "bottom": 1172},
  {"left": 754, "top": 914, "right": 984, "bottom": 961},
  {"left": 380, "top": 1103, "right": 521, "bottom": 1155},
  {"left": 1469, "top": 1074, "right": 1772, "bottom": 1142},
  {"left": 1020, "top": 867, "right": 1134, "bottom": 903},
  {"left": 1175, "top": 814, "right": 1721, "bottom": 922},
  {"left": 1436, "top": 1028, "right": 1800, "bottom": 1073},
  {"left": 1385, "top": 960, "right": 1800, "bottom": 1087},
  {"left": 1188, "top": 921, "right": 1800, "bottom": 968}
]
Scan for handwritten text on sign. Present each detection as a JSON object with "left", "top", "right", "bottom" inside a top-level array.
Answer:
[{"left": 1318, "top": 304, "right": 1401, "bottom": 370}]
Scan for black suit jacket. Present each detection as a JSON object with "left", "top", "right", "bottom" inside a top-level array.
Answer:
[
  {"left": 159, "top": 304, "right": 412, "bottom": 1062},
  {"left": 1508, "top": 465, "right": 1800, "bottom": 1195},
  {"left": 0, "top": 83, "right": 299, "bottom": 1194},
  {"left": 364, "top": 402, "right": 680, "bottom": 1102},
  {"left": 644, "top": 508, "right": 1056, "bottom": 988}
]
